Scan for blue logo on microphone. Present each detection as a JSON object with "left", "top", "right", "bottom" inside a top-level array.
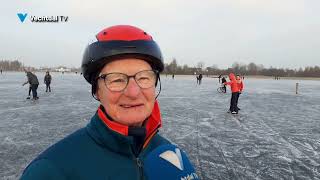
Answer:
[
  {"left": 159, "top": 148, "right": 184, "bottom": 170},
  {"left": 144, "top": 144, "right": 199, "bottom": 180}
]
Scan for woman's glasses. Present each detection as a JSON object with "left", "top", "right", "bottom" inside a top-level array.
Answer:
[{"left": 97, "top": 70, "right": 158, "bottom": 92}]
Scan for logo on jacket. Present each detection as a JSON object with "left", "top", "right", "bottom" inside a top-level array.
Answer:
[{"left": 159, "top": 148, "right": 184, "bottom": 171}]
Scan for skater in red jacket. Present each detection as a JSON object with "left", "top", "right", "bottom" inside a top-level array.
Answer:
[{"left": 224, "top": 73, "right": 239, "bottom": 114}]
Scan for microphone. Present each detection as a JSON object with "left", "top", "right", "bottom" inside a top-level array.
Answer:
[{"left": 144, "top": 144, "right": 199, "bottom": 180}]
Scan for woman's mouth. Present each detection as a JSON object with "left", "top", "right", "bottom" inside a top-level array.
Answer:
[{"left": 120, "top": 104, "right": 143, "bottom": 108}]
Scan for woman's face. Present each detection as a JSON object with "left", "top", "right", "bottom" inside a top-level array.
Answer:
[{"left": 96, "top": 58, "right": 156, "bottom": 127}]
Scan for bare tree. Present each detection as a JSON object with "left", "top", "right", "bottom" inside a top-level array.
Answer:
[
  {"left": 167, "top": 58, "right": 178, "bottom": 74},
  {"left": 197, "top": 61, "right": 205, "bottom": 72}
]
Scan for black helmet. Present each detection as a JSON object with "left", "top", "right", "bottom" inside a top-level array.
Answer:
[{"left": 81, "top": 25, "right": 164, "bottom": 84}]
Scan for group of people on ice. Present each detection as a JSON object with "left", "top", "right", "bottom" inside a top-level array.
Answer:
[
  {"left": 22, "top": 71, "right": 52, "bottom": 100},
  {"left": 197, "top": 73, "right": 244, "bottom": 114}
]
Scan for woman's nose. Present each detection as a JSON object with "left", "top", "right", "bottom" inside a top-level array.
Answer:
[{"left": 123, "top": 78, "right": 140, "bottom": 98}]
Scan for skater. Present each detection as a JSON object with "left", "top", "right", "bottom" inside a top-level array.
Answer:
[
  {"left": 196, "top": 75, "right": 199, "bottom": 84},
  {"left": 236, "top": 75, "right": 244, "bottom": 111},
  {"left": 221, "top": 76, "right": 227, "bottom": 93},
  {"left": 198, "top": 73, "right": 203, "bottom": 85},
  {"left": 172, "top": 73, "right": 175, "bottom": 79},
  {"left": 0, "top": 69, "right": 2, "bottom": 74},
  {"left": 44, "top": 71, "right": 52, "bottom": 92},
  {"left": 21, "top": 25, "right": 198, "bottom": 180},
  {"left": 218, "top": 74, "right": 222, "bottom": 83},
  {"left": 22, "top": 71, "right": 39, "bottom": 100},
  {"left": 224, "top": 73, "right": 239, "bottom": 114}
]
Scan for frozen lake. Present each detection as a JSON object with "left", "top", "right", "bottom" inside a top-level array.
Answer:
[{"left": 1, "top": 72, "right": 320, "bottom": 180}]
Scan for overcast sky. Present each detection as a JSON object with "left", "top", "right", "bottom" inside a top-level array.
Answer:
[{"left": 1, "top": 0, "right": 319, "bottom": 69}]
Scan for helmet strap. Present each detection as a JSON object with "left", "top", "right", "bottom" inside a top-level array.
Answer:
[{"left": 155, "top": 75, "right": 161, "bottom": 99}]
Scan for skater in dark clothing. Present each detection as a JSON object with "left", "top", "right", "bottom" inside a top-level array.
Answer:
[
  {"left": 22, "top": 71, "right": 39, "bottom": 100},
  {"left": 221, "top": 76, "right": 227, "bottom": 93},
  {"left": 196, "top": 75, "right": 199, "bottom": 84},
  {"left": 172, "top": 74, "right": 175, "bottom": 79},
  {"left": 198, "top": 73, "right": 203, "bottom": 85},
  {"left": 44, "top": 71, "right": 52, "bottom": 92},
  {"left": 218, "top": 74, "right": 222, "bottom": 83},
  {"left": 224, "top": 73, "right": 239, "bottom": 114},
  {"left": 0, "top": 69, "right": 2, "bottom": 74}
]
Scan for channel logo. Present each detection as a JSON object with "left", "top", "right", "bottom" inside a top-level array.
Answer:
[
  {"left": 17, "top": 13, "right": 28, "bottom": 23},
  {"left": 17, "top": 12, "right": 68, "bottom": 23}
]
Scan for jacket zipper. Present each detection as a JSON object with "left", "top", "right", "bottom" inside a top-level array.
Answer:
[
  {"left": 134, "top": 125, "right": 161, "bottom": 180},
  {"left": 136, "top": 157, "right": 144, "bottom": 180}
]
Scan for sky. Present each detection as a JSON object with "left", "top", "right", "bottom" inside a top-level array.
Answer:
[{"left": 1, "top": 0, "right": 319, "bottom": 69}]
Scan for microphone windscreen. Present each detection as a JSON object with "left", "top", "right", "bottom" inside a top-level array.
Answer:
[{"left": 144, "top": 144, "right": 199, "bottom": 180}]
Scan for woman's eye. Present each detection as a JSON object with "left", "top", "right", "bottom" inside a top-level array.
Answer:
[
  {"left": 138, "top": 77, "right": 150, "bottom": 81},
  {"left": 111, "top": 78, "right": 126, "bottom": 83}
]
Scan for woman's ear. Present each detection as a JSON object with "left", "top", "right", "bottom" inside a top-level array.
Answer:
[
  {"left": 91, "top": 81, "right": 100, "bottom": 101},
  {"left": 95, "top": 91, "right": 100, "bottom": 101},
  {"left": 95, "top": 84, "right": 101, "bottom": 101}
]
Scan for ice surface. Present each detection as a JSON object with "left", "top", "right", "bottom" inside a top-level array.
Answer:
[{"left": 0, "top": 72, "right": 320, "bottom": 180}]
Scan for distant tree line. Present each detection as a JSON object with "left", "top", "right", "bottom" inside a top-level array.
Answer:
[
  {"left": 0, "top": 60, "right": 24, "bottom": 71},
  {"left": 1, "top": 59, "right": 319, "bottom": 77},
  {"left": 164, "top": 59, "right": 320, "bottom": 77}
]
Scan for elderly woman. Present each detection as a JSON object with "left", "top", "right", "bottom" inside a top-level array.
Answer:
[{"left": 21, "top": 25, "right": 198, "bottom": 180}]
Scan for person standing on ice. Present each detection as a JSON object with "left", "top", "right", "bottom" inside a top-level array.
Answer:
[
  {"left": 198, "top": 73, "right": 203, "bottom": 85},
  {"left": 221, "top": 76, "right": 227, "bottom": 93},
  {"left": 218, "top": 74, "right": 222, "bottom": 83},
  {"left": 22, "top": 71, "right": 39, "bottom": 100},
  {"left": 224, "top": 73, "right": 240, "bottom": 114},
  {"left": 196, "top": 75, "right": 199, "bottom": 84},
  {"left": 21, "top": 25, "right": 198, "bottom": 180},
  {"left": 236, "top": 74, "right": 244, "bottom": 111},
  {"left": 44, "top": 71, "right": 52, "bottom": 92}
]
